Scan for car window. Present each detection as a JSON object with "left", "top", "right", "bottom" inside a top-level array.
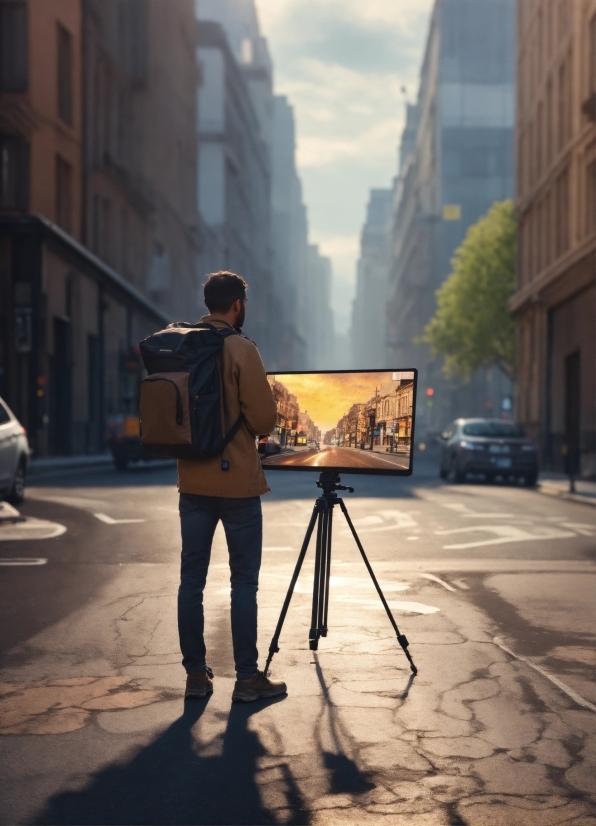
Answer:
[
  {"left": 462, "top": 421, "right": 525, "bottom": 438},
  {"left": 0, "top": 403, "right": 10, "bottom": 425}
]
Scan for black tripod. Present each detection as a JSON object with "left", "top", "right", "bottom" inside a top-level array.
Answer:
[{"left": 264, "top": 471, "right": 417, "bottom": 676}]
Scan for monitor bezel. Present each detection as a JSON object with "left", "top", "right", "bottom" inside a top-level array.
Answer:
[{"left": 262, "top": 368, "right": 418, "bottom": 477}]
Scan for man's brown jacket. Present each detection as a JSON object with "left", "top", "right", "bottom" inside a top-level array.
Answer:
[{"left": 177, "top": 315, "right": 277, "bottom": 498}]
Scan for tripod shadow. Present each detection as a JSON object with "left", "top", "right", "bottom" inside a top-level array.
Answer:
[
  {"left": 313, "top": 656, "right": 376, "bottom": 796},
  {"left": 33, "top": 695, "right": 307, "bottom": 825},
  {"left": 400, "top": 671, "right": 416, "bottom": 702}
]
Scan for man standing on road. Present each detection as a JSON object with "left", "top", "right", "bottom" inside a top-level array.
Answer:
[{"left": 177, "top": 271, "right": 286, "bottom": 703}]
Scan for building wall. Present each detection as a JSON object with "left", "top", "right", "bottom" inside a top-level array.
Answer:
[
  {"left": 83, "top": 0, "right": 200, "bottom": 321},
  {"left": 0, "top": 1, "right": 175, "bottom": 457},
  {"left": 270, "top": 95, "right": 308, "bottom": 369},
  {"left": 196, "top": 18, "right": 275, "bottom": 362},
  {"left": 386, "top": 0, "right": 515, "bottom": 435},
  {"left": 0, "top": 0, "right": 83, "bottom": 234},
  {"left": 512, "top": 0, "right": 596, "bottom": 476},
  {"left": 351, "top": 188, "right": 393, "bottom": 370}
]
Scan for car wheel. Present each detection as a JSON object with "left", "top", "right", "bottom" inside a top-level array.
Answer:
[
  {"left": 6, "top": 458, "right": 26, "bottom": 505},
  {"left": 450, "top": 455, "right": 465, "bottom": 484},
  {"left": 524, "top": 473, "right": 538, "bottom": 487}
]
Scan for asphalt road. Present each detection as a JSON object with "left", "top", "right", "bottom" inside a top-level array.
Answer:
[
  {"left": 0, "top": 452, "right": 594, "bottom": 825},
  {"left": 263, "top": 445, "right": 410, "bottom": 470}
]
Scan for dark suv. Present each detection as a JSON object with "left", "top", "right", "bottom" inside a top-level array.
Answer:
[{"left": 439, "top": 418, "right": 538, "bottom": 486}]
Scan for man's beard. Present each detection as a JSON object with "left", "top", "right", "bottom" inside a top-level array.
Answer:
[{"left": 235, "top": 303, "right": 246, "bottom": 329}]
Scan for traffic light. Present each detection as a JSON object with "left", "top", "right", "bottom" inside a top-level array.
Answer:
[{"left": 426, "top": 387, "right": 434, "bottom": 396}]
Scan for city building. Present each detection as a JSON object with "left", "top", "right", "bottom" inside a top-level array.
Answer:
[
  {"left": 350, "top": 188, "right": 393, "bottom": 369},
  {"left": 385, "top": 0, "right": 515, "bottom": 435},
  {"left": 0, "top": 0, "right": 198, "bottom": 457},
  {"left": 195, "top": 0, "right": 275, "bottom": 363},
  {"left": 324, "top": 378, "right": 414, "bottom": 452},
  {"left": 304, "top": 244, "right": 335, "bottom": 369},
  {"left": 83, "top": 0, "right": 200, "bottom": 321},
  {"left": 512, "top": 0, "right": 596, "bottom": 477},
  {"left": 270, "top": 95, "right": 309, "bottom": 369}
]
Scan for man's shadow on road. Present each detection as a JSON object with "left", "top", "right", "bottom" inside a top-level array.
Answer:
[{"left": 33, "top": 696, "right": 308, "bottom": 826}]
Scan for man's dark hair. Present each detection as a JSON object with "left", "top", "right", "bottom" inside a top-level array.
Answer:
[{"left": 203, "top": 271, "right": 247, "bottom": 313}]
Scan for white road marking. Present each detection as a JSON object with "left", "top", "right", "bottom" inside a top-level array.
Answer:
[
  {"left": 93, "top": 513, "right": 145, "bottom": 525},
  {"left": 442, "top": 503, "right": 513, "bottom": 518},
  {"left": 406, "top": 536, "right": 419, "bottom": 540},
  {"left": 0, "top": 558, "right": 48, "bottom": 566},
  {"left": 493, "top": 637, "right": 596, "bottom": 713},
  {"left": 350, "top": 515, "right": 384, "bottom": 527},
  {"left": 0, "top": 520, "right": 67, "bottom": 540},
  {"left": 436, "top": 524, "right": 576, "bottom": 549},
  {"left": 452, "top": 579, "right": 470, "bottom": 590},
  {"left": 561, "top": 523, "right": 595, "bottom": 536},
  {"left": 421, "top": 573, "right": 457, "bottom": 592},
  {"left": 343, "top": 510, "right": 418, "bottom": 533},
  {"left": 263, "top": 546, "right": 294, "bottom": 551},
  {"left": 0, "top": 502, "right": 23, "bottom": 521}
]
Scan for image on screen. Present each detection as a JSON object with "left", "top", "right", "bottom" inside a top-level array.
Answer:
[{"left": 260, "top": 370, "right": 417, "bottom": 475}]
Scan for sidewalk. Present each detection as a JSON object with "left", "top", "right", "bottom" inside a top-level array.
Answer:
[{"left": 537, "top": 472, "right": 596, "bottom": 506}]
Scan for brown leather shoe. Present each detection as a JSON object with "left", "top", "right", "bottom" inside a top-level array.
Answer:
[
  {"left": 232, "top": 670, "right": 287, "bottom": 702},
  {"left": 185, "top": 667, "right": 213, "bottom": 699}
]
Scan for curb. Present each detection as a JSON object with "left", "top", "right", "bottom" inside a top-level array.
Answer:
[
  {"left": 536, "top": 483, "right": 596, "bottom": 507},
  {"left": 28, "top": 455, "right": 114, "bottom": 477}
]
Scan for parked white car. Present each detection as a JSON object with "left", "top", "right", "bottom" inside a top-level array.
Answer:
[{"left": 0, "top": 397, "right": 30, "bottom": 505}]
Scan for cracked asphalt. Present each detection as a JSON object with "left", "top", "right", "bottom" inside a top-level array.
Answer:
[{"left": 0, "top": 453, "right": 594, "bottom": 825}]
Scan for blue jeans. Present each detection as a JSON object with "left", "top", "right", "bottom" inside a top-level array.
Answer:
[{"left": 178, "top": 493, "right": 262, "bottom": 680}]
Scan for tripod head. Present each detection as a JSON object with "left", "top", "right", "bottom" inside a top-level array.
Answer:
[{"left": 316, "top": 471, "right": 354, "bottom": 497}]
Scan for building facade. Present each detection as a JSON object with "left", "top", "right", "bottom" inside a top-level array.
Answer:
[
  {"left": 386, "top": 0, "right": 515, "bottom": 435},
  {"left": 304, "top": 244, "right": 335, "bottom": 370},
  {"left": 350, "top": 188, "right": 393, "bottom": 369},
  {"left": 195, "top": 1, "right": 276, "bottom": 364},
  {"left": 512, "top": 0, "right": 596, "bottom": 477},
  {"left": 0, "top": 0, "right": 197, "bottom": 457},
  {"left": 270, "top": 95, "right": 309, "bottom": 369},
  {"left": 83, "top": 0, "right": 201, "bottom": 321}
]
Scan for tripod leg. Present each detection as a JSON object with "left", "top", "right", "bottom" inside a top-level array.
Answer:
[
  {"left": 264, "top": 503, "right": 319, "bottom": 676},
  {"left": 321, "top": 504, "right": 333, "bottom": 636},
  {"left": 338, "top": 500, "right": 418, "bottom": 675},
  {"left": 309, "top": 505, "right": 325, "bottom": 650}
]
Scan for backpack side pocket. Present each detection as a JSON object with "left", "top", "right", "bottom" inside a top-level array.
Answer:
[{"left": 140, "top": 372, "right": 191, "bottom": 449}]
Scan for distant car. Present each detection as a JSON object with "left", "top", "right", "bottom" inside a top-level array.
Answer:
[
  {"left": 439, "top": 418, "right": 538, "bottom": 486},
  {"left": 107, "top": 414, "right": 151, "bottom": 470},
  {"left": 0, "top": 396, "right": 30, "bottom": 504},
  {"left": 258, "top": 436, "right": 281, "bottom": 455}
]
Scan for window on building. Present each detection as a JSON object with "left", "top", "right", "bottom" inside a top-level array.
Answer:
[
  {"left": 557, "top": 60, "right": 566, "bottom": 152},
  {"left": 57, "top": 24, "right": 73, "bottom": 125},
  {"left": 102, "top": 197, "right": 111, "bottom": 263},
  {"left": 0, "top": 134, "right": 29, "bottom": 211},
  {"left": 586, "top": 151, "right": 596, "bottom": 239},
  {"left": 555, "top": 167, "right": 569, "bottom": 257},
  {"left": 0, "top": 0, "right": 27, "bottom": 91},
  {"left": 537, "top": 101, "right": 544, "bottom": 178},
  {"left": 589, "top": 15, "right": 596, "bottom": 97},
  {"left": 55, "top": 155, "right": 72, "bottom": 233},
  {"left": 546, "top": 78, "right": 553, "bottom": 164}
]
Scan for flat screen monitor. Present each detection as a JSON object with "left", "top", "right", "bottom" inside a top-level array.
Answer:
[{"left": 260, "top": 370, "right": 417, "bottom": 476}]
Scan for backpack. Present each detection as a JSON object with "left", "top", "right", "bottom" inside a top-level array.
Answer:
[{"left": 138, "top": 322, "right": 244, "bottom": 459}]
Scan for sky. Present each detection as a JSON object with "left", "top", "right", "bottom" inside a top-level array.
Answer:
[
  {"left": 255, "top": 0, "right": 434, "bottom": 334},
  {"left": 270, "top": 371, "right": 411, "bottom": 435}
]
